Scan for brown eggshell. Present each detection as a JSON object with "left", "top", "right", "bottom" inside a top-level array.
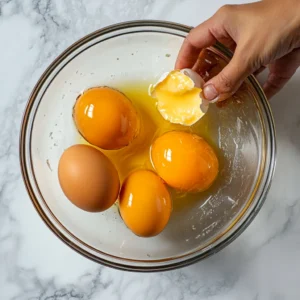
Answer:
[{"left": 58, "top": 144, "right": 120, "bottom": 212}]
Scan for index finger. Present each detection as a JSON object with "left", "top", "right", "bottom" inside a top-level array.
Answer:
[{"left": 175, "top": 20, "right": 216, "bottom": 70}]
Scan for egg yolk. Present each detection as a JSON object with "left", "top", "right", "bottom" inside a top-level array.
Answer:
[
  {"left": 149, "top": 70, "right": 205, "bottom": 126},
  {"left": 119, "top": 170, "right": 172, "bottom": 237},
  {"left": 73, "top": 87, "right": 140, "bottom": 150},
  {"left": 151, "top": 131, "right": 219, "bottom": 192}
]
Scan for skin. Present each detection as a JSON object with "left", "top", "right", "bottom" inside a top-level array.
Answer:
[{"left": 175, "top": 0, "right": 300, "bottom": 101}]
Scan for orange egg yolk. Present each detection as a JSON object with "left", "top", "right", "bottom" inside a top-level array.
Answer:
[
  {"left": 151, "top": 131, "right": 219, "bottom": 192},
  {"left": 119, "top": 170, "right": 172, "bottom": 237},
  {"left": 73, "top": 87, "right": 140, "bottom": 150}
]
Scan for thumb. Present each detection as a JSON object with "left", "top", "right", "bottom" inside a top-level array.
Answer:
[{"left": 203, "top": 50, "right": 253, "bottom": 102}]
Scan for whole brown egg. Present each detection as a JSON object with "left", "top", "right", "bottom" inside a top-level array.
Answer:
[{"left": 58, "top": 144, "right": 120, "bottom": 212}]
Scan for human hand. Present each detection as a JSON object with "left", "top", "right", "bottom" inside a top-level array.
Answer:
[{"left": 175, "top": 0, "right": 300, "bottom": 101}]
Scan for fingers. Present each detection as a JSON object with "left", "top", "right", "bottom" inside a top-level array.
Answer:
[
  {"left": 263, "top": 48, "right": 300, "bottom": 99},
  {"left": 176, "top": 5, "right": 247, "bottom": 101},
  {"left": 254, "top": 66, "right": 266, "bottom": 76},
  {"left": 263, "top": 73, "right": 294, "bottom": 99},
  {"left": 176, "top": 4, "right": 239, "bottom": 70},
  {"left": 203, "top": 48, "right": 254, "bottom": 101},
  {"left": 175, "top": 20, "right": 216, "bottom": 70},
  {"left": 217, "top": 37, "right": 236, "bottom": 53},
  {"left": 175, "top": 38, "right": 202, "bottom": 70}
]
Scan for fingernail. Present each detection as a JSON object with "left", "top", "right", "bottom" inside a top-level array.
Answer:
[{"left": 203, "top": 84, "right": 219, "bottom": 101}]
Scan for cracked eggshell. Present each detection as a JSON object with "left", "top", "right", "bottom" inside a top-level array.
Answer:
[{"left": 149, "top": 69, "right": 210, "bottom": 125}]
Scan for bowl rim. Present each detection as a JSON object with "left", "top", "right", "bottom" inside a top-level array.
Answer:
[{"left": 19, "top": 20, "right": 276, "bottom": 272}]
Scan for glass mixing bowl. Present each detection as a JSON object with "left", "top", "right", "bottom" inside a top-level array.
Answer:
[{"left": 20, "top": 21, "right": 276, "bottom": 271}]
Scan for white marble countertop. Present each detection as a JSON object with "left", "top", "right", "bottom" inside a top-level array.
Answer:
[{"left": 1, "top": 0, "right": 300, "bottom": 299}]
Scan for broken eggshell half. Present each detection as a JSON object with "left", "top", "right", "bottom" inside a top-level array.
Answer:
[{"left": 149, "top": 69, "right": 210, "bottom": 126}]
